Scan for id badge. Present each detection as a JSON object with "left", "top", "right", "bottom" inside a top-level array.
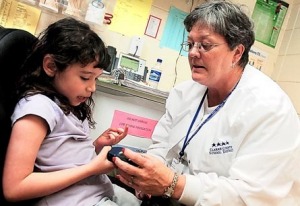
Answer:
[{"left": 170, "top": 158, "right": 184, "bottom": 174}]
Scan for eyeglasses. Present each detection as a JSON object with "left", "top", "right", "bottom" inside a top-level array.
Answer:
[{"left": 181, "top": 41, "right": 224, "bottom": 52}]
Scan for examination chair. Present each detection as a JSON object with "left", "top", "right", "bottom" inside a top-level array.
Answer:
[{"left": 0, "top": 27, "right": 38, "bottom": 206}]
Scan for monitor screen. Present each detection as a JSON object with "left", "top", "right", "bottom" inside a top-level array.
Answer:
[{"left": 119, "top": 55, "right": 139, "bottom": 72}]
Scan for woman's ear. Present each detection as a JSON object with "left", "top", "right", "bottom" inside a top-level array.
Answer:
[
  {"left": 43, "top": 54, "right": 57, "bottom": 77},
  {"left": 232, "top": 44, "right": 245, "bottom": 66}
]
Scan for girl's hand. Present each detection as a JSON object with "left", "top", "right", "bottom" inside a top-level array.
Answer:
[
  {"left": 93, "top": 126, "right": 128, "bottom": 153},
  {"left": 89, "top": 146, "right": 116, "bottom": 175}
]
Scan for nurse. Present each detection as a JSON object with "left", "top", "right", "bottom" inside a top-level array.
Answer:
[{"left": 113, "top": 1, "right": 300, "bottom": 205}]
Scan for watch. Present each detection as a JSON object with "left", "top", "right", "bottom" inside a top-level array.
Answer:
[{"left": 163, "top": 172, "right": 179, "bottom": 198}]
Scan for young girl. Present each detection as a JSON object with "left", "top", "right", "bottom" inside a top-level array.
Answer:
[{"left": 2, "top": 17, "right": 140, "bottom": 206}]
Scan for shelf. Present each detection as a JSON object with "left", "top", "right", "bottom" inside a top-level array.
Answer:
[{"left": 96, "top": 80, "right": 167, "bottom": 105}]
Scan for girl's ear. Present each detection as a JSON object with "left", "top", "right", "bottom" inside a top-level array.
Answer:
[{"left": 43, "top": 54, "right": 57, "bottom": 77}]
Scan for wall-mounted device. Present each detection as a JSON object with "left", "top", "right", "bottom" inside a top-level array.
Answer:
[
  {"left": 117, "top": 53, "right": 146, "bottom": 82},
  {"left": 106, "top": 46, "right": 117, "bottom": 74},
  {"left": 128, "top": 36, "right": 144, "bottom": 57}
]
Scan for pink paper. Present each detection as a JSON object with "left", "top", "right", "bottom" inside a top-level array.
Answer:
[{"left": 111, "top": 110, "right": 158, "bottom": 139}]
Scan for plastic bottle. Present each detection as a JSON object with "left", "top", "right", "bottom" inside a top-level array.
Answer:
[{"left": 148, "top": 58, "right": 162, "bottom": 89}]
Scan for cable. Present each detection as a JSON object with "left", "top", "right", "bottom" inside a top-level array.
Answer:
[
  {"left": 173, "top": 0, "right": 194, "bottom": 87},
  {"left": 133, "top": 45, "right": 138, "bottom": 57}
]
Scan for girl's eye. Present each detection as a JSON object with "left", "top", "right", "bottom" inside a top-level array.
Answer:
[{"left": 81, "top": 77, "right": 89, "bottom": 81}]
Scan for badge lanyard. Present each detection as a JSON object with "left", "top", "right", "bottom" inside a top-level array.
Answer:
[{"left": 179, "top": 83, "right": 239, "bottom": 160}]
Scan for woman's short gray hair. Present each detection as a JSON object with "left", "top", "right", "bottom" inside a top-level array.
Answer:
[{"left": 184, "top": 0, "right": 255, "bottom": 68}]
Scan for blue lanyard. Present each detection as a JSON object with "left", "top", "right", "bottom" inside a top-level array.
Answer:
[{"left": 179, "top": 83, "right": 239, "bottom": 159}]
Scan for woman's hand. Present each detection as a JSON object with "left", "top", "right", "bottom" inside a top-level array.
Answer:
[
  {"left": 93, "top": 126, "right": 128, "bottom": 153},
  {"left": 113, "top": 148, "right": 175, "bottom": 196},
  {"left": 135, "top": 190, "right": 151, "bottom": 200}
]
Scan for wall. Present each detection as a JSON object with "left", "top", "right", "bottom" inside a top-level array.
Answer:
[
  {"left": 272, "top": 0, "right": 300, "bottom": 115},
  {"left": 32, "top": 0, "right": 199, "bottom": 92},
  {"left": 5, "top": 0, "right": 299, "bottom": 114},
  {"left": 90, "top": 89, "right": 165, "bottom": 148}
]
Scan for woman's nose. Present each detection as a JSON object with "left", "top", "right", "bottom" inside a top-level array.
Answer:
[{"left": 189, "top": 46, "right": 201, "bottom": 58}]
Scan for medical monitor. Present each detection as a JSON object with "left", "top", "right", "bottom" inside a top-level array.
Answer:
[{"left": 117, "top": 53, "right": 146, "bottom": 76}]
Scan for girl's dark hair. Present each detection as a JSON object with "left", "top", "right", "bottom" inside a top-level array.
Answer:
[{"left": 16, "top": 17, "right": 111, "bottom": 128}]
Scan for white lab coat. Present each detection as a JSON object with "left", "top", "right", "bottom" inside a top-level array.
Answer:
[{"left": 148, "top": 65, "right": 300, "bottom": 206}]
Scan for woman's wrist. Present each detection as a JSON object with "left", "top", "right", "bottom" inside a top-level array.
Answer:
[
  {"left": 171, "top": 174, "right": 185, "bottom": 199},
  {"left": 163, "top": 172, "right": 179, "bottom": 198},
  {"left": 162, "top": 171, "right": 185, "bottom": 199}
]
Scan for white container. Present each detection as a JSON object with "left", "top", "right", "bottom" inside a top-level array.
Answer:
[
  {"left": 148, "top": 58, "right": 162, "bottom": 89},
  {"left": 85, "top": 0, "right": 105, "bottom": 26}
]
